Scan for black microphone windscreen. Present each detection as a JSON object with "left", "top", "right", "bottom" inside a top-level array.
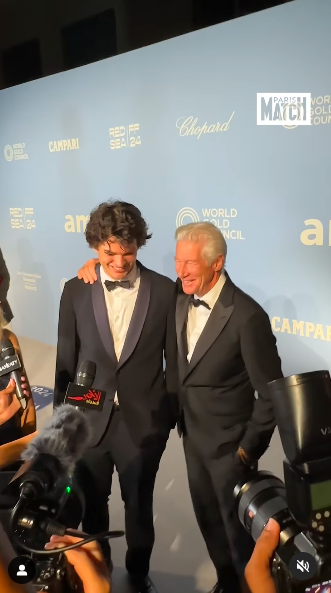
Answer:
[
  {"left": 21, "top": 404, "right": 92, "bottom": 475},
  {"left": 75, "top": 360, "right": 96, "bottom": 387},
  {"left": 1, "top": 338, "right": 15, "bottom": 358}
]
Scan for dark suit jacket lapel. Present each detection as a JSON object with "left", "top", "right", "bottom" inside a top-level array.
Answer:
[
  {"left": 184, "top": 274, "right": 235, "bottom": 379},
  {"left": 92, "top": 264, "right": 116, "bottom": 364},
  {"left": 175, "top": 287, "right": 190, "bottom": 378},
  {"left": 117, "top": 262, "right": 151, "bottom": 370}
]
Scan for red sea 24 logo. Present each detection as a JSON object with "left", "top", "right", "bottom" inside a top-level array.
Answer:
[{"left": 10, "top": 208, "right": 35, "bottom": 230}]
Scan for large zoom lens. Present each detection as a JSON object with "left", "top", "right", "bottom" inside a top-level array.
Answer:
[{"left": 234, "top": 470, "right": 300, "bottom": 544}]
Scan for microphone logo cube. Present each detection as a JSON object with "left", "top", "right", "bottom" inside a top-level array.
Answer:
[{"left": 0, "top": 354, "right": 21, "bottom": 376}]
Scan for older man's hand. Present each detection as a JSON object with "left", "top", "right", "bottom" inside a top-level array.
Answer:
[{"left": 243, "top": 518, "right": 280, "bottom": 593}]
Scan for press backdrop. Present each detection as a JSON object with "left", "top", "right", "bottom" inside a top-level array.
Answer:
[{"left": 0, "top": 1, "right": 330, "bottom": 590}]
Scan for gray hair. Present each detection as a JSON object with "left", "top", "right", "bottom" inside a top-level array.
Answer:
[{"left": 175, "top": 221, "right": 227, "bottom": 265}]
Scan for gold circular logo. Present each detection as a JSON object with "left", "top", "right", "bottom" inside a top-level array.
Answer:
[
  {"left": 176, "top": 207, "right": 200, "bottom": 228},
  {"left": 4, "top": 145, "right": 14, "bottom": 161},
  {"left": 282, "top": 102, "right": 303, "bottom": 130}
]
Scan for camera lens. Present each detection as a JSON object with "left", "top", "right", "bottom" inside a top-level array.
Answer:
[{"left": 234, "top": 470, "right": 296, "bottom": 543}]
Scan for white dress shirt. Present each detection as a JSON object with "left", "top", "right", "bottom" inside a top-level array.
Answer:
[
  {"left": 100, "top": 264, "right": 140, "bottom": 404},
  {"left": 186, "top": 272, "right": 227, "bottom": 362}
]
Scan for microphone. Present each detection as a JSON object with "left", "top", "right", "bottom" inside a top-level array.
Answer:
[
  {"left": 15, "top": 404, "right": 92, "bottom": 499},
  {"left": 76, "top": 360, "right": 96, "bottom": 387},
  {"left": 65, "top": 360, "right": 106, "bottom": 412},
  {"left": 0, "top": 338, "right": 27, "bottom": 410}
]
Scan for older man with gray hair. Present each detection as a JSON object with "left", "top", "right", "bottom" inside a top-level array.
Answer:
[
  {"left": 174, "top": 221, "right": 282, "bottom": 593},
  {"left": 77, "top": 218, "right": 283, "bottom": 593}
]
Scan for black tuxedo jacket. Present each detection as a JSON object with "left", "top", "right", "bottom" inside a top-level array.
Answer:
[
  {"left": 176, "top": 273, "right": 283, "bottom": 460},
  {"left": 54, "top": 262, "right": 178, "bottom": 448},
  {"left": 0, "top": 248, "right": 13, "bottom": 324}
]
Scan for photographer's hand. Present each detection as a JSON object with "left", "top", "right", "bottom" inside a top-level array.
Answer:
[
  {"left": 44, "top": 532, "right": 111, "bottom": 593},
  {"left": 243, "top": 519, "right": 280, "bottom": 593}
]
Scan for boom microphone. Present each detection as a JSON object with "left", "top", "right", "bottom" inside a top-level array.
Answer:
[
  {"left": 65, "top": 360, "right": 106, "bottom": 411},
  {"left": 0, "top": 338, "right": 27, "bottom": 410},
  {"left": 16, "top": 404, "right": 92, "bottom": 499},
  {"left": 2, "top": 404, "right": 124, "bottom": 591}
]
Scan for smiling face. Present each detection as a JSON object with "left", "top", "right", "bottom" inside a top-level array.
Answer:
[
  {"left": 96, "top": 238, "right": 138, "bottom": 279},
  {"left": 175, "top": 239, "right": 224, "bottom": 297}
]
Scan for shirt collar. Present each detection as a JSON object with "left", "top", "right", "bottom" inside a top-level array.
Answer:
[
  {"left": 100, "top": 263, "right": 139, "bottom": 285},
  {"left": 195, "top": 271, "right": 226, "bottom": 310}
]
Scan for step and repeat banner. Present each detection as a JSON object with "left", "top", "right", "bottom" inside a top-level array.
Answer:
[{"left": 0, "top": 0, "right": 330, "bottom": 381}]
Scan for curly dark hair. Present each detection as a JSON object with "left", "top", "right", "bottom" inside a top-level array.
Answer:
[{"left": 85, "top": 200, "right": 152, "bottom": 249}]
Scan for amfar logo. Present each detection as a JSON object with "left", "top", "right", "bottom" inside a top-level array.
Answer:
[
  {"left": 64, "top": 215, "right": 89, "bottom": 233},
  {"left": 300, "top": 219, "right": 331, "bottom": 246},
  {"left": 257, "top": 94, "right": 311, "bottom": 128}
]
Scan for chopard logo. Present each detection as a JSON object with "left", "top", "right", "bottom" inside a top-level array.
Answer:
[{"left": 176, "top": 112, "right": 235, "bottom": 139}]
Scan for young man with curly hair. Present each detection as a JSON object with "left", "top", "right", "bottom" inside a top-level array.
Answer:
[{"left": 54, "top": 201, "right": 178, "bottom": 593}]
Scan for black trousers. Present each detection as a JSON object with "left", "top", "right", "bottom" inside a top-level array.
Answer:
[
  {"left": 75, "top": 409, "right": 167, "bottom": 577},
  {"left": 184, "top": 436, "right": 255, "bottom": 593}
]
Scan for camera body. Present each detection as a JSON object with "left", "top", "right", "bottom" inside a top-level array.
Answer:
[
  {"left": 2, "top": 460, "right": 85, "bottom": 591},
  {"left": 235, "top": 370, "right": 331, "bottom": 593}
]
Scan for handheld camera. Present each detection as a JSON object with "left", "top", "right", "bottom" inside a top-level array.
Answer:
[{"left": 234, "top": 370, "right": 331, "bottom": 593}]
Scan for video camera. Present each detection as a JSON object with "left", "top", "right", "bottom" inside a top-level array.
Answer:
[
  {"left": 0, "top": 404, "right": 123, "bottom": 592},
  {"left": 1, "top": 461, "right": 86, "bottom": 592},
  {"left": 234, "top": 370, "right": 331, "bottom": 593}
]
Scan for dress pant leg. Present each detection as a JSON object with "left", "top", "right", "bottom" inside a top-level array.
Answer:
[
  {"left": 183, "top": 437, "right": 239, "bottom": 586},
  {"left": 74, "top": 446, "right": 114, "bottom": 564},
  {"left": 110, "top": 411, "right": 166, "bottom": 577},
  {"left": 208, "top": 453, "right": 256, "bottom": 583}
]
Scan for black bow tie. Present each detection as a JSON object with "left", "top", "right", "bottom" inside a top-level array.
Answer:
[
  {"left": 188, "top": 295, "right": 211, "bottom": 310},
  {"left": 104, "top": 280, "right": 131, "bottom": 291}
]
